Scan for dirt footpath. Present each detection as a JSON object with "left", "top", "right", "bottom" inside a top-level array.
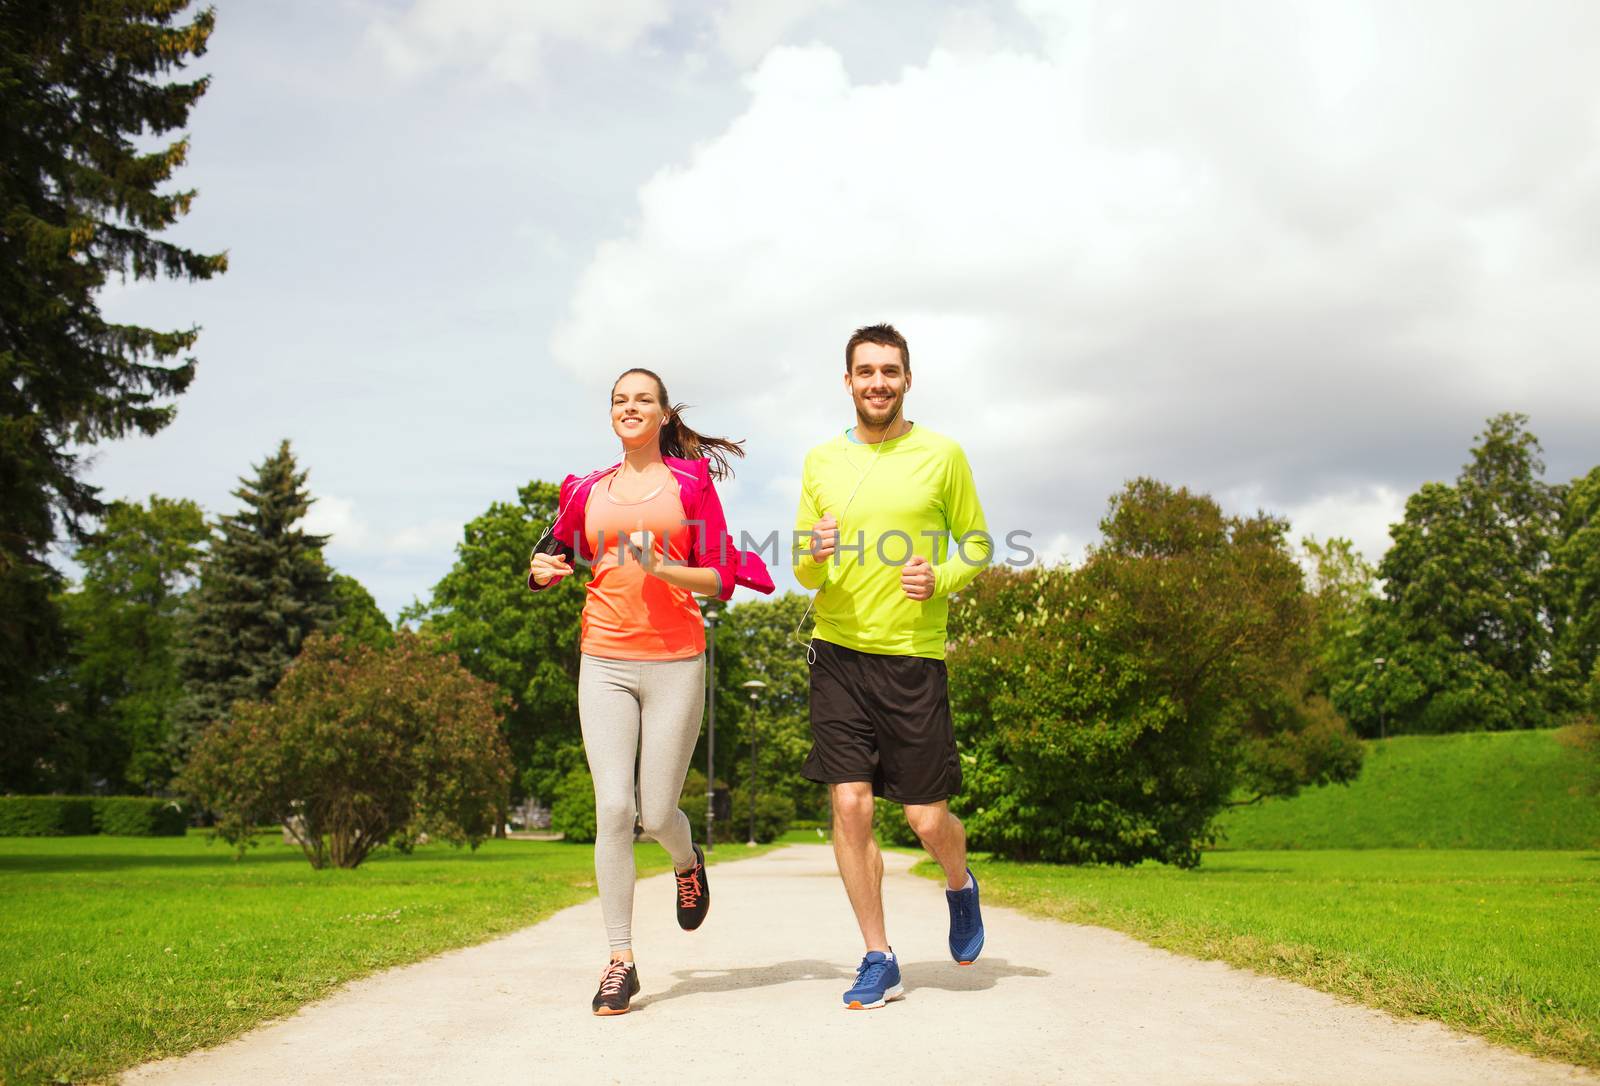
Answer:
[{"left": 123, "top": 844, "right": 1598, "bottom": 1086}]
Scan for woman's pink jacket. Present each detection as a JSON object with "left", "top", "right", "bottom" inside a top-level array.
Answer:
[{"left": 526, "top": 456, "right": 775, "bottom": 601}]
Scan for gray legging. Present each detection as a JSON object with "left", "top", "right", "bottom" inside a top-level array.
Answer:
[{"left": 578, "top": 652, "right": 706, "bottom": 951}]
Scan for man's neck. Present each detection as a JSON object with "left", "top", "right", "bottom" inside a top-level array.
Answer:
[{"left": 852, "top": 416, "right": 913, "bottom": 445}]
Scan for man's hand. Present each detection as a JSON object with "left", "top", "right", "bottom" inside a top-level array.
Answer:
[
  {"left": 529, "top": 551, "right": 573, "bottom": 586},
  {"left": 809, "top": 513, "right": 838, "bottom": 564},
  {"left": 901, "top": 554, "right": 933, "bottom": 601}
]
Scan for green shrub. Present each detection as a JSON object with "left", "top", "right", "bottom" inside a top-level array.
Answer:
[
  {"left": 677, "top": 771, "right": 790, "bottom": 843},
  {"left": 550, "top": 767, "right": 597, "bottom": 844},
  {"left": 93, "top": 797, "right": 188, "bottom": 836},
  {"left": 944, "top": 482, "right": 1363, "bottom": 868},
  {"left": 873, "top": 798, "right": 921, "bottom": 847},
  {"left": 0, "top": 796, "right": 96, "bottom": 836},
  {"left": 727, "top": 789, "right": 795, "bottom": 844},
  {"left": 678, "top": 770, "right": 730, "bottom": 842},
  {"left": 178, "top": 632, "right": 513, "bottom": 869}
]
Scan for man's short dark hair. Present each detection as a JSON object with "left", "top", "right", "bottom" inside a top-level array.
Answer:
[{"left": 845, "top": 323, "right": 909, "bottom": 372}]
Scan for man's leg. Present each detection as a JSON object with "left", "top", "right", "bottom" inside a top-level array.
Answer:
[
  {"left": 830, "top": 781, "right": 889, "bottom": 951},
  {"left": 903, "top": 800, "right": 968, "bottom": 890},
  {"left": 907, "top": 798, "right": 984, "bottom": 964}
]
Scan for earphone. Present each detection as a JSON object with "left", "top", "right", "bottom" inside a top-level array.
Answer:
[
  {"left": 529, "top": 412, "right": 669, "bottom": 569},
  {"left": 792, "top": 396, "right": 907, "bottom": 664}
]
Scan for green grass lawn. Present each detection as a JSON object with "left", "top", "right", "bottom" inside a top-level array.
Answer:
[
  {"left": 0, "top": 833, "right": 770, "bottom": 1086},
  {"left": 928, "top": 849, "right": 1600, "bottom": 1070},
  {"left": 1214, "top": 729, "right": 1600, "bottom": 850}
]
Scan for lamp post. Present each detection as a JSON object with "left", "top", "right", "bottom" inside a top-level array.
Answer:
[
  {"left": 1373, "top": 657, "right": 1387, "bottom": 740},
  {"left": 741, "top": 680, "right": 766, "bottom": 845},
  {"left": 704, "top": 607, "right": 720, "bottom": 850}
]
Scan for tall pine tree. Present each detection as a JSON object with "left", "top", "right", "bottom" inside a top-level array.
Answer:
[
  {"left": 173, "top": 441, "right": 334, "bottom": 758},
  {"left": 1, "top": 3, "right": 225, "bottom": 788}
]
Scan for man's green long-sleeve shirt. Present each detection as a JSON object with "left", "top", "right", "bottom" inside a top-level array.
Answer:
[{"left": 793, "top": 424, "right": 990, "bottom": 660}]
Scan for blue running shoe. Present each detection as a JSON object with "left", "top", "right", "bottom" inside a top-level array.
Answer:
[
  {"left": 946, "top": 869, "right": 984, "bottom": 964},
  {"left": 842, "top": 950, "right": 904, "bottom": 1010}
]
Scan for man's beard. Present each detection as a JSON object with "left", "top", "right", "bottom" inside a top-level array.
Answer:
[{"left": 855, "top": 392, "right": 902, "bottom": 428}]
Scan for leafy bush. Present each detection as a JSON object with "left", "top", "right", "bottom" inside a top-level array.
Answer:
[
  {"left": 93, "top": 797, "right": 187, "bottom": 836},
  {"left": 677, "top": 770, "right": 725, "bottom": 840},
  {"left": 178, "top": 632, "right": 513, "bottom": 868},
  {"left": 0, "top": 796, "right": 95, "bottom": 836},
  {"left": 550, "top": 766, "right": 597, "bottom": 844},
  {"left": 727, "top": 788, "right": 795, "bottom": 844},
  {"left": 0, "top": 796, "right": 188, "bottom": 836},
  {"left": 873, "top": 798, "right": 920, "bottom": 847},
  {"left": 945, "top": 480, "right": 1363, "bottom": 868}
]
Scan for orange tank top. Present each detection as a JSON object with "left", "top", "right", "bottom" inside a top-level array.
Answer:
[{"left": 580, "top": 470, "right": 706, "bottom": 660}]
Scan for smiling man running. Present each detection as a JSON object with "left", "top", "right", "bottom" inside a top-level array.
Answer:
[{"left": 793, "top": 322, "right": 991, "bottom": 1010}]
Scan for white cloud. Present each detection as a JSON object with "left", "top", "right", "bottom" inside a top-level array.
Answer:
[
  {"left": 550, "top": 2, "right": 1600, "bottom": 565},
  {"left": 304, "top": 495, "right": 460, "bottom": 561},
  {"left": 388, "top": 518, "right": 466, "bottom": 557},
  {"left": 304, "top": 494, "right": 370, "bottom": 549},
  {"left": 368, "top": 0, "right": 673, "bottom": 85},
  {"left": 1283, "top": 486, "right": 1408, "bottom": 569},
  {"left": 1030, "top": 531, "right": 1076, "bottom": 567},
  {"left": 367, "top": 0, "right": 852, "bottom": 83},
  {"left": 711, "top": 0, "right": 845, "bottom": 68}
]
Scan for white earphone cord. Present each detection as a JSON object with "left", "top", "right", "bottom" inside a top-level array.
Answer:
[
  {"left": 530, "top": 414, "right": 668, "bottom": 564},
  {"left": 793, "top": 400, "right": 905, "bottom": 665}
]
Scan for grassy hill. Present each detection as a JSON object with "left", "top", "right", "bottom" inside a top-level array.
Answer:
[{"left": 1214, "top": 728, "right": 1600, "bottom": 849}]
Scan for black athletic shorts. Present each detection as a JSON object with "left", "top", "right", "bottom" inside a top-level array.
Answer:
[{"left": 802, "top": 638, "right": 962, "bottom": 805}]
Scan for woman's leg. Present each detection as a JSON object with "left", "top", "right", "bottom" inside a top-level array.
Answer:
[
  {"left": 636, "top": 653, "right": 706, "bottom": 869},
  {"left": 578, "top": 654, "right": 643, "bottom": 953}
]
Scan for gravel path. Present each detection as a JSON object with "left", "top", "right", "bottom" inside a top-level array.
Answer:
[{"left": 123, "top": 844, "right": 1598, "bottom": 1085}]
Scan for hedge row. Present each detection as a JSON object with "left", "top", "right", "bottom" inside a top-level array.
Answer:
[{"left": 0, "top": 796, "right": 188, "bottom": 837}]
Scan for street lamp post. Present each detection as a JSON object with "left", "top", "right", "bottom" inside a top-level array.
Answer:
[
  {"left": 1373, "top": 657, "right": 1387, "bottom": 740},
  {"left": 741, "top": 680, "right": 766, "bottom": 845},
  {"left": 704, "top": 607, "right": 720, "bottom": 850}
]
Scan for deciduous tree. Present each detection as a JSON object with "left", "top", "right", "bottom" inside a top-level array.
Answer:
[
  {"left": 1358, "top": 414, "right": 1561, "bottom": 732},
  {"left": 1552, "top": 466, "right": 1600, "bottom": 710},
  {"left": 56, "top": 496, "right": 209, "bottom": 791},
  {"left": 402, "top": 482, "right": 584, "bottom": 804},
  {"left": 328, "top": 571, "right": 392, "bottom": 649},
  {"left": 946, "top": 480, "right": 1361, "bottom": 868},
  {"left": 178, "top": 632, "right": 512, "bottom": 869}
]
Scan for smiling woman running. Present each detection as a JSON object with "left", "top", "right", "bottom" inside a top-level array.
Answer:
[{"left": 527, "top": 368, "right": 773, "bottom": 1016}]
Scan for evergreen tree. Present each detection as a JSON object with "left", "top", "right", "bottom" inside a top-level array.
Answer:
[
  {"left": 173, "top": 441, "right": 334, "bottom": 758},
  {"left": 0, "top": 2, "right": 225, "bottom": 787}
]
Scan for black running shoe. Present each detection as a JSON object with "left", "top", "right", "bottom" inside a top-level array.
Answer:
[
  {"left": 675, "top": 843, "right": 710, "bottom": 931},
  {"left": 592, "top": 959, "right": 639, "bottom": 1016}
]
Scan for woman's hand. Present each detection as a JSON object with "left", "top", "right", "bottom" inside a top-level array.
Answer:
[
  {"left": 630, "top": 522, "right": 721, "bottom": 596},
  {"left": 529, "top": 551, "right": 573, "bottom": 586},
  {"left": 628, "top": 526, "right": 661, "bottom": 575}
]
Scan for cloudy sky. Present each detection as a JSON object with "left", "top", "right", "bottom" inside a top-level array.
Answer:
[{"left": 90, "top": 0, "right": 1600, "bottom": 616}]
